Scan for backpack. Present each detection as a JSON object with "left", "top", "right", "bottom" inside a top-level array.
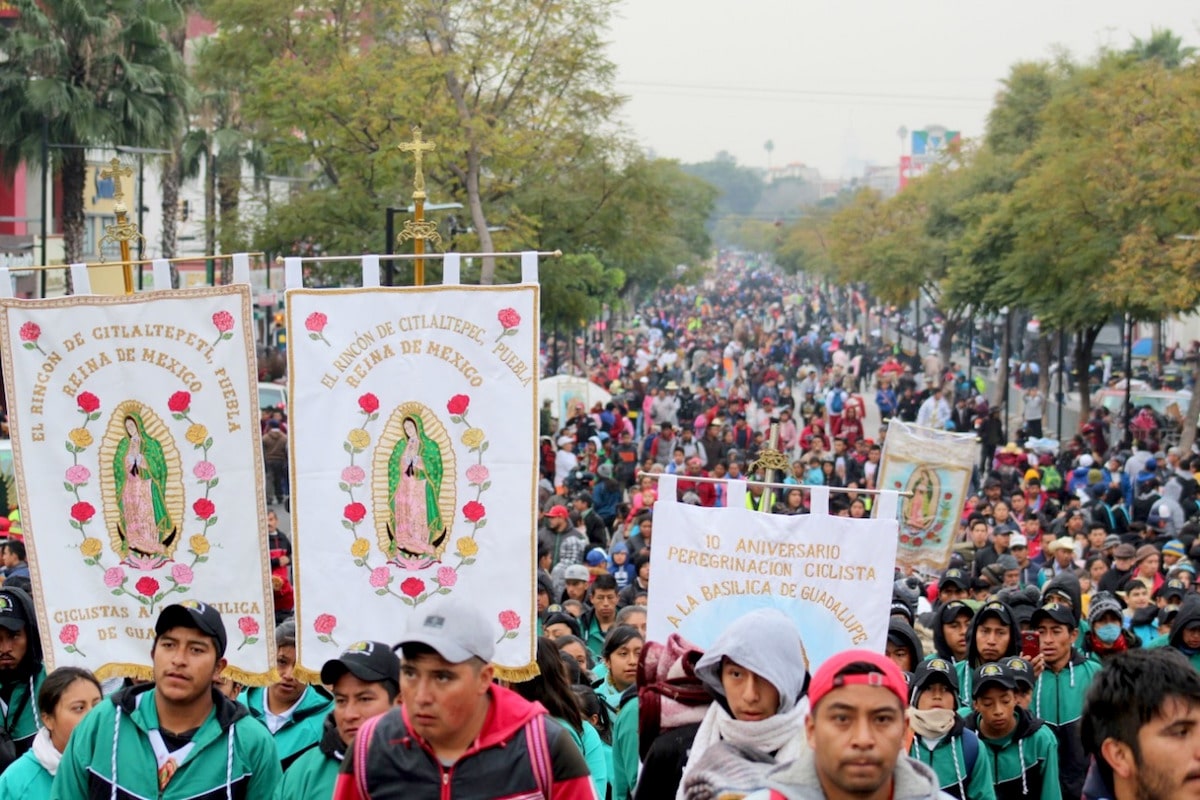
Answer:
[
  {"left": 1040, "top": 465, "right": 1063, "bottom": 491},
  {"left": 352, "top": 711, "right": 555, "bottom": 799},
  {"left": 829, "top": 390, "right": 845, "bottom": 414}
]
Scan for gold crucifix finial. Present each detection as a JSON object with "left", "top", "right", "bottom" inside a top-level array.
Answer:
[
  {"left": 99, "top": 157, "right": 134, "bottom": 212},
  {"left": 397, "top": 126, "right": 436, "bottom": 198}
]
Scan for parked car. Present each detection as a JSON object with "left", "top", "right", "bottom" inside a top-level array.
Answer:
[{"left": 257, "top": 381, "right": 288, "bottom": 411}]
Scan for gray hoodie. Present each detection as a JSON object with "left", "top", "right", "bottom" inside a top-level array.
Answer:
[{"left": 745, "top": 745, "right": 958, "bottom": 800}]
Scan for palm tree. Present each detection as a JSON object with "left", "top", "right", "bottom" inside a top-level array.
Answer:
[
  {"left": 0, "top": 0, "right": 191, "bottom": 266},
  {"left": 1128, "top": 28, "right": 1196, "bottom": 68}
]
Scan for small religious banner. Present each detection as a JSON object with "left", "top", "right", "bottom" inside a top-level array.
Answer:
[
  {"left": 646, "top": 476, "right": 898, "bottom": 671},
  {"left": 0, "top": 286, "right": 276, "bottom": 683},
  {"left": 287, "top": 256, "right": 539, "bottom": 681},
  {"left": 876, "top": 419, "right": 978, "bottom": 575}
]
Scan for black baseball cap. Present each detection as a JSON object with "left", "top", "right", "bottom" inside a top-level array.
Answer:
[
  {"left": 910, "top": 657, "right": 960, "bottom": 700},
  {"left": 1031, "top": 602, "right": 1075, "bottom": 630},
  {"left": 940, "top": 600, "right": 975, "bottom": 625},
  {"left": 976, "top": 600, "right": 1015, "bottom": 628},
  {"left": 156, "top": 601, "right": 228, "bottom": 657},
  {"left": 972, "top": 662, "right": 1017, "bottom": 697},
  {"left": 1155, "top": 579, "right": 1187, "bottom": 602},
  {"left": 939, "top": 568, "right": 970, "bottom": 591},
  {"left": 1001, "top": 656, "right": 1035, "bottom": 690},
  {"left": 321, "top": 640, "right": 400, "bottom": 690},
  {"left": 0, "top": 590, "right": 30, "bottom": 633}
]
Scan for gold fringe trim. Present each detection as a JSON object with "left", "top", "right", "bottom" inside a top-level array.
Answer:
[
  {"left": 294, "top": 666, "right": 322, "bottom": 686},
  {"left": 494, "top": 662, "right": 540, "bottom": 682},
  {"left": 90, "top": 662, "right": 279, "bottom": 687}
]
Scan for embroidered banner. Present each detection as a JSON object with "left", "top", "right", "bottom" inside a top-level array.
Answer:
[
  {"left": 646, "top": 481, "right": 899, "bottom": 670},
  {"left": 876, "top": 419, "right": 978, "bottom": 576},
  {"left": 0, "top": 287, "right": 275, "bottom": 683},
  {"left": 287, "top": 280, "right": 539, "bottom": 681}
]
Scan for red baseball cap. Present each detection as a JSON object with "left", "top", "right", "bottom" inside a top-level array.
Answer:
[
  {"left": 545, "top": 506, "right": 569, "bottom": 519},
  {"left": 808, "top": 649, "right": 909, "bottom": 710}
]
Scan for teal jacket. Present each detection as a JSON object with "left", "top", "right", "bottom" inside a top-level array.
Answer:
[
  {"left": 51, "top": 683, "right": 282, "bottom": 800},
  {"left": 0, "top": 665, "right": 45, "bottom": 758},
  {"left": 909, "top": 719, "right": 996, "bottom": 800},
  {"left": 240, "top": 684, "right": 332, "bottom": 769},
  {"left": 968, "top": 705, "right": 1061, "bottom": 800},
  {"left": 277, "top": 712, "right": 341, "bottom": 800},
  {"left": 1032, "top": 650, "right": 1102, "bottom": 800},
  {"left": 611, "top": 695, "right": 639, "bottom": 800},
  {"left": 557, "top": 717, "right": 609, "bottom": 800},
  {"left": 0, "top": 743, "right": 51, "bottom": 799}
]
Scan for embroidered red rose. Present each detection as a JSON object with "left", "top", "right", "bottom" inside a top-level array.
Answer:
[
  {"left": 358, "top": 393, "right": 380, "bottom": 414},
  {"left": 344, "top": 502, "right": 367, "bottom": 523},
  {"left": 400, "top": 577, "right": 425, "bottom": 598},
  {"left": 59, "top": 624, "right": 79, "bottom": 645},
  {"left": 314, "top": 614, "right": 337, "bottom": 635},
  {"left": 70, "top": 501, "right": 95, "bottom": 523},
  {"left": 168, "top": 391, "right": 191, "bottom": 413},
  {"left": 193, "top": 498, "right": 215, "bottom": 520},
  {"left": 305, "top": 312, "right": 328, "bottom": 332},
  {"left": 212, "top": 310, "right": 235, "bottom": 333},
  {"left": 76, "top": 392, "right": 100, "bottom": 413},
  {"left": 499, "top": 610, "right": 521, "bottom": 631},
  {"left": 135, "top": 577, "right": 160, "bottom": 597},
  {"left": 497, "top": 308, "right": 521, "bottom": 330},
  {"left": 238, "top": 616, "right": 260, "bottom": 637},
  {"left": 462, "top": 501, "right": 486, "bottom": 523},
  {"left": 18, "top": 322, "right": 39, "bottom": 341},
  {"left": 446, "top": 394, "right": 470, "bottom": 416}
]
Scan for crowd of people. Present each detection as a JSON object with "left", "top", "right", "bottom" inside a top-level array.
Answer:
[{"left": 0, "top": 252, "right": 1194, "bottom": 800}]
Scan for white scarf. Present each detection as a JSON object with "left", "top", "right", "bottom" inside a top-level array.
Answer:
[
  {"left": 675, "top": 697, "right": 809, "bottom": 800},
  {"left": 32, "top": 728, "right": 62, "bottom": 776}
]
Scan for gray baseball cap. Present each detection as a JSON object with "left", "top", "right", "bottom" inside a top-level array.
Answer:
[{"left": 398, "top": 601, "right": 495, "bottom": 664}]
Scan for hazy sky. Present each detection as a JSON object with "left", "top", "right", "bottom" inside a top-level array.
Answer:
[{"left": 607, "top": 1, "right": 1200, "bottom": 179}]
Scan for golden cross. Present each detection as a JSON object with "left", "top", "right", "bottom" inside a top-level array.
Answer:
[
  {"left": 99, "top": 157, "right": 133, "bottom": 203},
  {"left": 397, "top": 126, "right": 436, "bottom": 195}
]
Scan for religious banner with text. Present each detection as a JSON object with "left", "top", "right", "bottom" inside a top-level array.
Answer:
[
  {"left": 287, "top": 282, "right": 539, "bottom": 681},
  {"left": 876, "top": 419, "right": 978, "bottom": 576},
  {"left": 646, "top": 480, "right": 899, "bottom": 671},
  {"left": 0, "top": 287, "right": 276, "bottom": 683}
]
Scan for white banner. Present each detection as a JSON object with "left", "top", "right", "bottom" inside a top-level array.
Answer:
[
  {"left": 0, "top": 287, "right": 275, "bottom": 684},
  {"left": 287, "top": 282, "right": 539, "bottom": 681},
  {"left": 647, "top": 495, "right": 899, "bottom": 669}
]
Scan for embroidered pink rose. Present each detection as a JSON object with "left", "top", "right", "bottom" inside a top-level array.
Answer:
[
  {"left": 369, "top": 567, "right": 391, "bottom": 588},
  {"left": 314, "top": 614, "right": 337, "bottom": 635},
  {"left": 103, "top": 567, "right": 125, "bottom": 588},
  {"left": 341, "top": 465, "right": 365, "bottom": 485},
  {"left": 211, "top": 310, "right": 235, "bottom": 340},
  {"left": 466, "top": 464, "right": 490, "bottom": 485},
  {"left": 239, "top": 616, "right": 260, "bottom": 637},
  {"left": 65, "top": 465, "right": 91, "bottom": 485},
  {"left": 305, "top": 312, "right": 331, "bottom": 346},
  {"left": 171, "top": 564, "right": 194, "bottom": 585},
  {"left": 496, "top": 610, "right": 522, "bottom": 642},
  {"left": 436, "top": 567, "right": 457, "bottom": 588},
  {"left": 59, "top": 624, "right": 79, "bottom": 645},
  {"left": 494, "top": 308, "right": 521, "bottom": 343},
  {"left": 193, "top": 461, "right": 217, "bottom": 481}
]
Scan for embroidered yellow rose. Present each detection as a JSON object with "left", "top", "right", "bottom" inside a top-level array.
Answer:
[
  {"left": 186, "top": 423, "right": 208, "bottom": 445},
  {"left": 461, "top": 428, "right": 484, "bottom": 448},
  {"left": 68, "top": 428, "right": 92, "bottom": 448},
  {"left": 351, "top": 538, "right": 370, "bottom": 558},
  {"left": 190, "top": 535, "right": 210, "bottom": 555},
  {"left": 347, "top": 429, "right": 370, "bottom": 449},
  {"left": 80, "top": 538, "right": 102, "bottom": 558},
  {"left": 456, "top": 538, "right": 478, "bottom": 558}
]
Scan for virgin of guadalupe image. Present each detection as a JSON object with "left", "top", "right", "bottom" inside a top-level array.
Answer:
[
  {"left": 386, "top": 415, "right": 446, "bottom": 558},
  {"left": 903, "top": 467, "right": 938, "bottom": 532},
  {"left": 99, "top": 402, "right": 184, "bottom": 569}
]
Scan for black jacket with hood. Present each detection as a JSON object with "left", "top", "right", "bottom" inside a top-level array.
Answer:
[
  {"left": 1040, "top": 572, "right": 1083, "bottom": 628},
  {"left": 889, "top": 617, "right": 925, "bottom": 672},
  {"left": 957, "top": 602, "right": 1020, "bottom": 704},
  {"left": 932, "top": 601, "right": 975, "bottom": 663}
]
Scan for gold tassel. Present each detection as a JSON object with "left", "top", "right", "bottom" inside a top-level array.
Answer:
[
  {"left": 494, "top": 662, "right": 541, "bottom": 682},
  {"left": 94, "top": 663, "right": 155, "bottom": 683},
  {"left": 221, "top": 664, "right": 279, "bottom": 687},
  {"left": 294, "top": 666, "right": 322, "bottom": 686}
]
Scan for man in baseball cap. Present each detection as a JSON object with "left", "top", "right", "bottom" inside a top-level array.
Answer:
[
  {"left": 752, "top": 650, "right": 955, "bottom": 800},
  {"left": 968, "top": 662, "right": 1060, "bottom": 800},
  {"left": 334, "top": 601, "right": 593, "bottom": 800},
  {"left": 280, "top": 642, "right": 401, "bottom": 799},
  {"left": 56, "top": 601, "right": 282, "bottom": 798}
]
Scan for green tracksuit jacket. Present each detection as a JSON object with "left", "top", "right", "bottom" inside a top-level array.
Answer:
[
  {"left": 277, "top": 713, "right": 342, "bottom": 800},
  {"left": 969, "top": 706, "right": 1061, "bottom": 800},
  {"left": 240, "top": 684, "right": 333, "bottom": 769},
  {"left": 1032, "top": 650, "right": 1102, "bottom": 800},
  {"left": 909, "top": 720, "right": 997, "bottom": 800},
  {"left": 51, "top": 683, "right": 282, "bottom": 800},
  {"left": 611, "top": 695, "right": 639, "bottom": 800},
  {"left": 0, "top": 745, "right": 51, "bottom": 799}
]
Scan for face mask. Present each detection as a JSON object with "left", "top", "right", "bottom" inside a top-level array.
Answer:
[{"left": 1095, "top": 623, "right": 1122, "bottom": 644}]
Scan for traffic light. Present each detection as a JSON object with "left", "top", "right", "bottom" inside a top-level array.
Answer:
[{"left": 274, "top": 312, "right": 285, "bottom": 327}]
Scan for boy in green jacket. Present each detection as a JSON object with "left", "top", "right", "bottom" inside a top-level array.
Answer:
[
  {"left": 278, "top": 640, "right": 400, "bottom": 798},
  {"left": 51, "top": 601, "right": 282, "bottom": 799},
  {"left": 0, "top": 587, "right": 46, "bottom": 768},
  {"left": 907, "top": 658, "right": 996, "bottom": 800},
  {"left": 968, "top": 662, "right": 1061, "bottom": 800},
  {"left": 239, "top": 619, "right": 332, "bottom": 769}
]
